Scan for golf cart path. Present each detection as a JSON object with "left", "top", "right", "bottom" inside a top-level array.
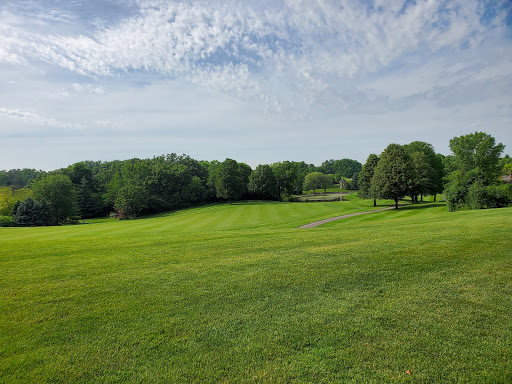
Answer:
[{"left": 299, "top": 206, "right": 401, "bottom": 228}]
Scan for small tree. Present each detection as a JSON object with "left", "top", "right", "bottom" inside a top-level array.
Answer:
[
  {"left": 304, "top": 172, "right": 330, "bottom": 193},
  {"left": 358, "top": 154, "right": 379, "bottom": 206},
  {"left": 348, "top": 172, "right": 359, "bottom": 190}
]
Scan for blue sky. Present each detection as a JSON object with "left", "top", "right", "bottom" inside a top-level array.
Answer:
[{"left": 1, "top": 0, "right": 511, "bottom": 170}]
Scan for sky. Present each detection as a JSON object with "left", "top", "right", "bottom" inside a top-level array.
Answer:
[{"left": 1, "top": 0, "right": 511, "bottom": 171}]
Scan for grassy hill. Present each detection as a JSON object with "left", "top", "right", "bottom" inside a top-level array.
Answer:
[{"left": 1, "top": 197, "right": 511, "bottom": 383}]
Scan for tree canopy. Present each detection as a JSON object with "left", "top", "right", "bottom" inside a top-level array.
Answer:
[
  {"left": 372, "top": 144, "right": 415, "bottom": 209},
  {"left": 444, "top": 132, "right": 508, "bottom": 211},
  {"left": 32, "top": 174, "right": 77, "bottom": 225},
  {"left": 358, "top": 154, "right": 379, "bottom": 206},
  {"left": 1, "top": 133, "right": 509, "bottom": 226},
  {"left": 303, "top": 172, "right": 330, "bottom": 193},
  {"left": 214, "top": 159, "right": 250, "bottom": 203},
  {"left": 249, "top": 165, "right": 278, "bottom": 200}
]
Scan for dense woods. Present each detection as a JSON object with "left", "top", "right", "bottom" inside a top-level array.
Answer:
[{"left": 1, "top": 131, "right": 511, "bottom": 226}]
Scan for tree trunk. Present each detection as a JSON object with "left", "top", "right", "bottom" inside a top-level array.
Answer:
[
  {"left": 373, "top": 199, "right": 376, "bottom": 207},
  {"left": 434, "top": 194, "right": 437, "bottom": 202},
  {"left": 421, "top": 194, "right": 423, "bottom": 202},
  {"left": 395, "top": 198, "right": 399, "bottom": 209}
]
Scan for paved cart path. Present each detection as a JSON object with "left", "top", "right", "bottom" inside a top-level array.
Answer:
[{"left": 299, "top": 206, "right": 401, "bottom": 228}]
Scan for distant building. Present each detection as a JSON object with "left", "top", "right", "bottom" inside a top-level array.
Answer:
[{"left": 502, "top": 172, "right": 512, "bottom": 184}]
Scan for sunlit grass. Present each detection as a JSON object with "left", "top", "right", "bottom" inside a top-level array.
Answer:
[{"left": 1, "top": 198, "right": 510, "bottom": 383}]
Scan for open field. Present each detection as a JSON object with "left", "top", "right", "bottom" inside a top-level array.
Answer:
[{"left": 1, "top": 197, "right": 511, "bottom": 383}]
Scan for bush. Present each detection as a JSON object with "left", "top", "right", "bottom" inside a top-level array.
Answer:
[
  {"left": 444, "top": 181, "right": 467, "bottom": 212},
  {"left": 467, "top": 184, "right": 512, "bottom": 209},
  {"left": 0, "top": 215, "right": 14, "bottom": 227}
]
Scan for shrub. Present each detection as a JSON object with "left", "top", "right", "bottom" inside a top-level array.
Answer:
[
  {"left": 467, "top": 184, "right": 512, "bottom": 209},
  {"left": 0, "top": 215, "right": 14, "bottom": 227}
]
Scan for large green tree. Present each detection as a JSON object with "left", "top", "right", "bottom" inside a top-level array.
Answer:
[
  {"left": 215, "top": 159, "right": 249, "bottom": 203},
  {"left": 405, "top": 141, "right": 444, "bottom": 202},
  {"left": 358, "top": 154, "right": 379, "bottom": 206},
  {"left": 31, "top": 174, "right": 77, "bottom": 224},
  {"left": 444, "top": 132, "right": 507, "bottom": 211},
  {"left": 372, "top": 144, "right": 415, "bottom": 209},
  {"left": 409, "top": 151, "right": 435, "bottom": 203},
  {"left": 248, "top": 165, "right": 278, "bottom": 200},
  {"left": 64, "top": 162, "right": 103, "bottom": 218},
  {"left": 271, "top": 161, "right": 298, "bottom": 201}
]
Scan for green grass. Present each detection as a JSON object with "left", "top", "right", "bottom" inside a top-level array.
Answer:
[{"left": 1, "top": 198, "right": 511, "bottom": 383}]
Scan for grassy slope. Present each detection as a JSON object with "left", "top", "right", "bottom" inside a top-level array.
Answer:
[{"left": 0, "top": 199, "right": 511, "bottom": 383}]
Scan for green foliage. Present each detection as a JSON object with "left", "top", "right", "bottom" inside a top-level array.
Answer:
[
  {"left": 347, "top": 171, "right": 359, "bottom": 190},
  {"left": 13, "top": 197, "right": 51, "bottom": 226},
  {"left": 32, "top": 174, "right": 77, "bottom": 225},
  {"left": 321, "top": 158, "right": 362, "bottom": 180},
  {"left": 405, "top": 141, "right": 444, "bottom": 199},
  {"left": 372, "top": 144, "right": 415, "bottom": 208},
  {"left": 214, "top": 158, "right": 250, "bottom": 203},
  {"left": 303, "top": 172, "right": 330, "bottom": 193},
  {"left": 467, "top": 183, "right": 512, "bottom": 210},
  {"left": 272, "top": 161, "right": 298, "bottom": 199},
  {"left": 114, "top": 185, "right": 148, "bottom": 218},
  {"left": 444, "top": 132, "right": 508, "bottom": 211},
  {"left": 449, "top": 131, "right": 504, "bottom": 184},
  {"left": 64, "top": 162, "right": 103, "bottom": 218},
  {"left": 499, "top": 154, "right": 512, "bottom": 174},
  {"left": 0, "top": 187, "right": 33, "bottom": 216},
  {"left": 409, "top": 151, "right": 434, "bottom": 202},
  {"left": 0, "top": 215, "right": 14, "bottom": 227},
  {"left": 358, "top": 154, "right": 379, "bottom": 203},
  {"left": 0, "top": 168, "right": 41, "bottom": 189},
  {"left": 249, "top": 164, "right": 278, "bottom": 200}
]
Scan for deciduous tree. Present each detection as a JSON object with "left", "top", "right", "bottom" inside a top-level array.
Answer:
[
  {"left": 444, "top": 132, "right": 507, "bottom": 211},
  {"left": 249, "top": 165, "right": 278, "bottom": 200},
  {"left": 358, "top": 154, "right": 379, "bottom": 206},
  {"left": 215, "top": 159, "right": 249, "bottom": 203},
  {"left": 32, "top": 174, "right": 77, "bottom": 224},
  {"left": 372, "top": 144, "right": 415, "bottom": 209}
]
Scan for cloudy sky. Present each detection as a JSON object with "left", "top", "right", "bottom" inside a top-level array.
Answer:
[{"left": 1, "top": 0, "right": 511, "bottom": 170}]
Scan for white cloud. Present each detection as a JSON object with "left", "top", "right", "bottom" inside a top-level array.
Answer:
[
  {"left": 2, "top": 0, "right": 508, "bottom": 115},
  {"left": 0, "top": 107, "right": 82, "bottom": 131},
  {"left": 0, "top": 0, "right": 510, "bottom": 170}
]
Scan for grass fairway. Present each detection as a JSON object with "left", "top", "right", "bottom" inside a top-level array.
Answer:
[{"left": 1, "top": 199, "right": 511, "bottom": 383}]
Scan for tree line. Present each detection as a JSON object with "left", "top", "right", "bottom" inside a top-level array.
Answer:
[
  {"left": 359, "top": 133, "right": 511, "bottom": 210},
  {"left": 1, "top": 131, "right": 510, "bottom": 227},
  {"left": 0, "top": 156, "right": 361, "bottom": 226}
]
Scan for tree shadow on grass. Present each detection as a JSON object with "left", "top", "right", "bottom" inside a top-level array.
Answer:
[{"left": 398, "top": 203, "right": 446, "bottom": 211}]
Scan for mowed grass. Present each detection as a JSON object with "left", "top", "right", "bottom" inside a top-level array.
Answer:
[{"left": 1, "top": 198, "right": 511, "bottom": 383}]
